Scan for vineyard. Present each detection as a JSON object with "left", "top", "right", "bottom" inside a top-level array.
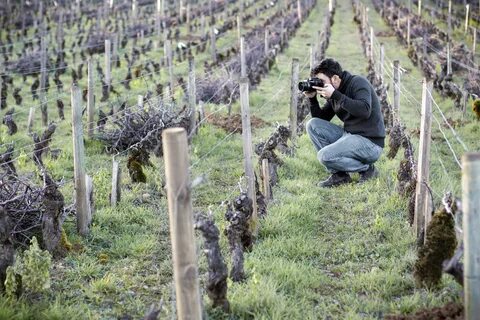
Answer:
[{"left": 0, "top": 0, "right": 479, "bottom": 319}]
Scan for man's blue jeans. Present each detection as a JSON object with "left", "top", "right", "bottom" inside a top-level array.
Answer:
[{"left": 306, "top": 118, "right": 383, "bottom": 173}]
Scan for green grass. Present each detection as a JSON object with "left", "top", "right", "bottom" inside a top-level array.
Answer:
[{"left": 0, "top": 0, "right": 470, "bottom": 318}]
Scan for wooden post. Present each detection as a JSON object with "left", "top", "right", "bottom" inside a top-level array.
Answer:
[
  {"left": 297, "top": 0, "right": 302, "bottom": 23},
  {"left": 210, "top": 27, "right": 217, "bottom": 64},
  {"left": 156, "top": 0, "right": 161, "bottom": 47},
  {"left": 417, "top": 0, "right": 422, "bottom": 16},
  {"left": 137, "top": 95, "right": 143, "bottom": 109},
  {"left": 447, "top": 42, "right": 452, "bottom": 75},
  {"left": 85, "top": 174, "right": 93, "bottom": 225},
  {"left": 71, "top": 85, "right": 89, "bottom": 236},
  {"left": 239, "top": 78, "right": 258, "bottom": 233},
  {"left": 179, "top": 0, "right": 184, "bottom": 21},
  {"left": 188, "top": 56, "right": 197, "bottom": 138},
  {"left": 111, "top": 159, "right": 121, "bottom": 206},
  {"left": 380, "top": 43, "right": 385, "bottom": 83},
  {"left": 262, "top": 158, "right": 271, "bottom": 201},
  {"left": 407, "top": 17, "right": 411, "bottom": 48},
  {"left": 112, "top": 34, "right": 118, "bottom": 68},
  {"left": 27, "top": 107, "right": 35, "bottom": 133},
  {"left": 328, "top": 0, "right": 333, "bottom": 12},
  {"left": 264, "top": 29, "right": 269, "bottom": 57},
  {"left": 414, "top": 80, "right": 433, "bottom": 241},
  {"left": 198, "top": 100, "right": 205, "bottom": 125},
  {"left": 473, "top": 28, "right": 477, "bottom": 58},
  {"left": 132, "top": 0, "right": 138, "bottom": 21},
  {"left": 162, "top": 128, "right": 202, "bottom": 320},
  {"left": 393, "top": 60, "right": 400, "bottom": 118},
  {"left": 105, "top": 39, "right": 111, "bottom": 89},
  {"left": 186, "top": 3, "right": 191, "bottom": 31},
  {"left": 240, "top": 36, "right": 246, "bottom": 77},
  {"left": 290, "top": 58, "right": 299, "bottom": 140},
  {"left": 448, "top": 0, "right": 452, "bottom": 39},
  {"left": 164, "top": 39, "right": 174, "bottom": 91},
  {"left": 462, "top": 152, "right": 480, "bottom": 319},
  {"left": 237, "top": 15, "right": 242, "bottom": 42},
  {"left": 87, "top": 58, "right": 95, "bottom": 138},
  {"left": 281, "top": 18, "right": 285, "bottom": 47},
  {"left": 40, "top": 36, "right": 48, "bottom": 127},
  {"left": 209, "top": 0, "right": 213, "bottom": 24},
  {"left": 465, "top": 4, "right": 470, "bottom": 34}
]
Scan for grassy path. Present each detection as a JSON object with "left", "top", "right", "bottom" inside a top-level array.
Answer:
[{"left": 222, "top": 0, "right": 462, "bottom": 318}]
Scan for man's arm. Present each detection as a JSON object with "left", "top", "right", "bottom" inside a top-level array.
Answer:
[
  {"left": 330, "top": 77, "right": 372, "bottom": 119},
  {"left": 309, "top": 96, "right": 335, "bottom": 121}
]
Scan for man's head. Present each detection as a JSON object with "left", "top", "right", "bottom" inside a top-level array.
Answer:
[{"left": 311, "top": 58, "right": 343, "bottom": 89}]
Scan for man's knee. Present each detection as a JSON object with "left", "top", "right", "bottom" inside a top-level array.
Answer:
[{"left": 317, "top": 147, "right": 335, "bottom": 164}]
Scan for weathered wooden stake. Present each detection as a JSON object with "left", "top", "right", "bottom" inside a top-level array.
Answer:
[
  {"left": 465, "top": 4, "right": 470, "bottom": 34},
  {"left": 85, "top": 174, "right": 93, "bottom": 225},
  {"left": 112, "top": 34, "right": 118, "bottom": 67},
  {"left": 40, "top": 36, "right": 48, "bottom": 127},
  {"left": 239, "top": 77, "right": 258, "bottom": 233},
  {"left": 27, "top": 107, "right": 35, "bottom": 133},
  {"left": 264, "top": 29, "right": 269, "bottom": 57},
  {"left": 447, "top": 42, "right": 452, "bottom": 75},
  {"left": 71, "top": 85, "right": 89, "bottom": 236},
  {"left": 105, "top": 39, "right": 111, "bottom": 89},
  {"left": 473, "top": 28, "right": 477, "bottom": 58},
  {"left": 132, "top": 0, "right": 138, "bottom": 21},
  {"left": 210, "top": 26, "right": 217, "bottom": 64},
  {"left": 393, "top": 60, "right": 400, "bottom": 118},
  {"left": 162, "top": 127, "right": 202, "bottom": 320},
  {"left": 240, "top": 36, "right": 246, "bottom": 77},
  {"left": 137, "top": 95, "right": 143, "bottom": 109},
  {"left": 448, "top": 0, "right": 452, "bottom": 38},
  {"left": 380, "top": 43, "right": 385, "bottom": 83},
  {"left": 188, "top": 56, "right": 197, "bottom": 138},
  {"left": 297, "top": 0, "right": 302, "bottom": 23},
  {"left": 290, "top": 58, "right": 299, "bottom": 139},
  {"left": 462, "top": 152, "right": 480, "bottom": 320},
  {"left": 237, "top": 15, "right": 242, "bottom": 42},
  {"left": 110, "top": 159, "right": 121, "bottom": 206},
  {"left": 414, "top": 80, "right": 433, "bottom": 241},
  {"left": 417, "top": 0, "right": 422, "bottom": 16},
  {"left": 329, "top": 0, "right": 333, "bottom": 12},
  {"left": 198, "top": 100, "right": 205, "bottom": 124},
  {"left": 407, "top": 17, "right": 411, "bottom": 48},
  {"left": 164, "top": 39, "right": 174, "bottom": 91},
  {"left": 87, "top": 58, "right": 95, "bottom": 138},
  {"left": 262, "top": 158, "right": 271, "bottom": 201}
]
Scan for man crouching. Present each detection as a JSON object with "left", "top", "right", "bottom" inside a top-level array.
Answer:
[{"left": 303, "top": 58, "right": 385, "bottom": 188}]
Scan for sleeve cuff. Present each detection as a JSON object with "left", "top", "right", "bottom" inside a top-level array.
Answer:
[{"left": 331, "top": 90, "right": 342, "bottom": 101}]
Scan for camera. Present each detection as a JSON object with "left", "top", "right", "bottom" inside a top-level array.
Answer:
[{"left": 298, "top": 77, "right": 325, "bottom": 92}]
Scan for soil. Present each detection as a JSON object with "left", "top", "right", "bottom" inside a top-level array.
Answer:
[
  {"left": 385, "top": 302, "right": 463, "bottom": 320},
  {"left": 206, "top": 112, "right": 269, "bottom": 134}
]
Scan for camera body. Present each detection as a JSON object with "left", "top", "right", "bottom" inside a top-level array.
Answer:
[{"left": 298, "top": 77, "right": 325, "bottom": 92}]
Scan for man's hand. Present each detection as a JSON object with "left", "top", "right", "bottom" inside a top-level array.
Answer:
[
  {"left": 314, "top": 83, "right": 335, "bottom": 99},
  {"left": 303, "top": 90, "right": 317, "bottom": 98}
]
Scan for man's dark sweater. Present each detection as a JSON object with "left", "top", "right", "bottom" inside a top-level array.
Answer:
[{"left": 309, "top": 71, "right": 386, "bottom": 148}]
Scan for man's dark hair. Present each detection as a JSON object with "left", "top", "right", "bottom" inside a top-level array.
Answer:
[{"left": 311, "top": 58, "right": 343, "bottom": 78}]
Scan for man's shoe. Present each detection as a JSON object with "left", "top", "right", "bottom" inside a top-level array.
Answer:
[
  {"left": 358, "top": 164, "right": 379, "bottom": 183},
  {"left": 318, "top": 172, "right": 352, "bottom": 188}
]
